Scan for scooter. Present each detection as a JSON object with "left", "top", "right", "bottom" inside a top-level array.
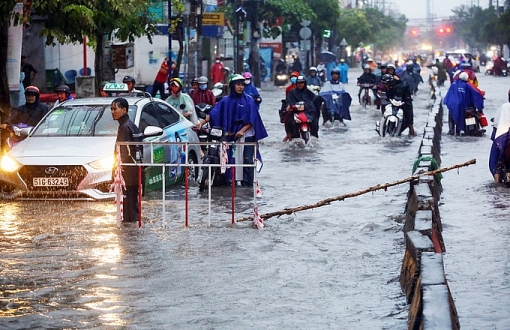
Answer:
[
  {"left": 4, "top": 123, "right": 33, "bottom": 150},
  {"left": 290, "top": 101, "right": 311, "bottom": 144},
  {"left": 198, "top": 126, "right": 229, "bottom": 192},
  {"left": 275, "top": 70, "right": 289, "bottom": 86},
  {"left": 376, "top": 98, "right": 404, "bottom": 137},
  {"left": 195, "top": 103, "right": 214, "bottom": 152},
  {"left": 463, "top": 107, "right": 486, "bottom": 136},
  {"left": 359, "top": 83, "right": 374, "bottom": 109}
]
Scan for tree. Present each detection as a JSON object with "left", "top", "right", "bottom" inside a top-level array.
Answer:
[
  {"left": 33, "top": 0, "right": 158, "bottom": 90},
  {"left": 451, "top": 5, "right": 498, "bottom": 51},
  {"left": 336, "top": 9, "right": 372, "bottom": 51},
  {"left": 0, "top": 1, "right": 24, "bottom": 124},
  {"left": 363, "top": 8, "right": 406, "bottom": 52}
]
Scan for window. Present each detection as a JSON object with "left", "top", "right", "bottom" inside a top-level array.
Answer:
[
  {"left": 155, "top": 102, "right": 180, "bottom": 128},
  {"left": 139, "top": 103, "right": 160, "bottom": 132}
]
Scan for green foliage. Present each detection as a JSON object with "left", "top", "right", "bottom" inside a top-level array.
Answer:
[
  {"left": 261, "top": 0, "right": 315, "bottom": 39},
  {"left": 451, "top": 5, "right": 498, "bottom": 50},
  {"left": 34, "top": 0, "right": 158, "bottom": 46},
  {"left": 302, "top": 0, "right": 339, "bottom": 40},
  {"left": 336, "top": 9, "right": 372, "bottom": 49},
  {"left": 0, "top": 1, "right": 23, "bottom": 26}
]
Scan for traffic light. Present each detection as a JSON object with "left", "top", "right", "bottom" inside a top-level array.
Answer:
[
  {"left": 409, "top": 29, "right": 418, "bottom": 36},
  {"left": 437, "top": 26, "right": 453, "bottom": 34},
  {"left": 322, "top": 29, "right": 331, "bottom": 38}
]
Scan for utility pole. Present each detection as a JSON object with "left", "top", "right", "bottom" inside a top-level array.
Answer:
[
  {"left": 234, "top": 0, "right": 246, "bottom": 74},
  {"left": 247, "top": 0, "right": 262, "bottom": 87}
]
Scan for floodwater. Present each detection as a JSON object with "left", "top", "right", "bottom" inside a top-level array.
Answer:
[{"left": 1, "top": 67, "right": 508, "bottom": 329}]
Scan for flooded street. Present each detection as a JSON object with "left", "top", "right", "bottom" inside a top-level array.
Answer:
[{"left": 1, "top": 68, "right": 509, "bottom": 329}]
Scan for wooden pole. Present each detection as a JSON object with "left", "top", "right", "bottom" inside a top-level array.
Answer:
[{"left": 235, "top": 159, "right": 476, "bottom": 223}]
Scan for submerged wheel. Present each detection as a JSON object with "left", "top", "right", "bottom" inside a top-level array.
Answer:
[
  {"left": 188, "top": 152, "right": 199, "bottom": 182},
  {"left": 302, "top": 131, "right": 310, "bottom": 144},
  {"left": 361, "top": 95, "right": 369, "bottom": 109},
  {"left": 199, "top": 160, "right": 217, "bottom": 192}
]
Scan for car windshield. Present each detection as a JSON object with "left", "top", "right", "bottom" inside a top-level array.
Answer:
[{"left": 32, "top": 105, "right": 136, "bottom": 137}]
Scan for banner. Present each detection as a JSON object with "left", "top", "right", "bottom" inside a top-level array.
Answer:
[{"left": 7, "top": 3, "right": 24, "bottom": 92}]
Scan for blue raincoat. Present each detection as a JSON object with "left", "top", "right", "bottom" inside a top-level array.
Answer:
[
  {"left": 209, "top": 86, "right": 268, "bottom": 179},
  {"left": 443, "top": 80, "right": 484, "bottom": 132},
  {"left": 243, "top": 83, "right": 262, "bottom": 109},
  {"left": 337, "top": 63, "right": 349, "bottom": 83},
  {"left": 489, "top": 103, "right": 510, "bottom": 179}
]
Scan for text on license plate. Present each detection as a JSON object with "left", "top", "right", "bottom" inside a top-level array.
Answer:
[
  {"left": 33, "top": 177, "right": 69, "bottom": 186},
  {"left": 465, "top": 117, "right": 476, "bottom": 126}
]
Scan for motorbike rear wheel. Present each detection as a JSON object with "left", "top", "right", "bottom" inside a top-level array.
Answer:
[{"left": 361, "top": 92, "right": 370, "bottom": 109}]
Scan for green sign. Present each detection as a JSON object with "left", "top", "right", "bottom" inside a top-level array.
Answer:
[
  {"left": 103, "top": 83, "right": 128, "bottom": 92},
  {"left": 322, "top": 30, "right": 331, "bottom": 38}
]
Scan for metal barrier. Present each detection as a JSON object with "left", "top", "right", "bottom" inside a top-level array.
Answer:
[{"left": 114, "top": 140, "right": 261, "bottom": 228}]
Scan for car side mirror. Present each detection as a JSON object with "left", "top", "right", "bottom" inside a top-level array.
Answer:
[
  {"left": 143, "top": 126, "right": 164, "bottom": 137},
  {"left": 19, "top": 127, "right": 32, "bottom": 138}
]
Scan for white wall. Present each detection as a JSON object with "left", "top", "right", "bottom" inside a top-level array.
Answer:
[{"left": 44, "top": 42, "right": 95, "bottom": 77}]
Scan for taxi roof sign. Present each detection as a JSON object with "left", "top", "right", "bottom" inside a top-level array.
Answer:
[{"left": 103, "top": 83, "right": 129, "bottom": 92}]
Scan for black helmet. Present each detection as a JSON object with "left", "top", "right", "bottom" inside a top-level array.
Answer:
[
  {"left": 381, "top": 74, "right": 394, "bottom": 84},
  {"left": 296, "top": 75, "right": 306, "bottom": 83},
  {"left": 24, "top": 85, "right": 40, "bottom": 102},
  {"left": 331, "top": 68, "right": 340, "bottom": 75},
  {"left": 191, "top": 78, "right": 199, "bottom": 84},
  {"left": 122, "top": 75, "right": 136, "bottom": 85},
  {"left": 55, "top": 84, "right": 71, "bottom": 95},
  {"left": 380, "top": 63, "right": 387, "bottom": 69}
]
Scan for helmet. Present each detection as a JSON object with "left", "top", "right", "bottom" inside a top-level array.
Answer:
[
  {"left": 381, "top": 63, "right": 387, "bottom": 69},
  {"left": 459, "top": 72, "right": 469, "bottom": 82},
  {"left": 229, "top": 73, "right": 246, "bottom": 84},
  {"left": 122, "top": 75, "right": 135, "bottom": 85},
  {"left": 25, "top": 85, "right": 40, "bottom": 95},
  {"left": 309, "top": 66, "right": 317, "bottom": 72},
  {"left": 290, "top": 71, "right": 300, "bottom": 78},
  {"left": 55, "top": 84, "right": 71, "bottom": 95},
  {"left": 242, "top": 72, "right": 252, "bottom": 79},
  {"left": 381, "top": 74, "right": 394, "bottom": 84},
  {"left": 331, "top": 68, "right": 340, "bottom": 75},
  {"left": 169, "top": 77, "right": 184, "bottom": 88},
  {"left": 197, "top": 76, "right": 208, "bottom": 84},
  {"left": 24, "top": 85, "right": 40, "bottom": 101},
  {"left": 363, "top": 64, "right": 371, "bottom": 70},
  {"left": 296, "top": 75, "right": 306, "bottom": 83},
  {"left": 367, "top": 58, "right": 374, "bottom": 62},
  {"left": 386, "top": 64, "right": 396, "bottom": 71},
  {"left": 340, "top": 59, "right": 345, "bottom": 63},
  {"left": 191, "top": 78, "right": 199, "bottom": 85}
]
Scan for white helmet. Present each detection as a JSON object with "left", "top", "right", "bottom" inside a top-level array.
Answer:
[{"left": 459, "top": 72, "right": 469, "bottom": 82}]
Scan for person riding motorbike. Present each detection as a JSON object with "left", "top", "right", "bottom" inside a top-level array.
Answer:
[
  {"left": 305, "top": 67, "right": 323, "bottom": 87},
  {"left": 337, "top": 59, "right": 349, "bottom": 84},
  {"left": 1, "top": 85, "right": 49, "bottom": 131},
  {"left": 275, "top": 59, "right": 288, "bottom": 73},
  {"left": 284, "top": 76, "right": 320, "bottom": 142},
  {"left": 286, "top": 71, "right": 300, "bottom": 96},
  {"left": 120, "top": 75, "right": 143, "bottom": 97},
  {"left": 357, "top": 64, "right": 377, "bottom": 104},
  {"left": 54, "top": 84, "right": 73, "bottom": 107},
  {"left": 242, "top": 72, "right": 262, "bottom": 108},
  {"left": 190, "top": 76, "right": 216, "bottom": 106},
  {"left": 165, "top": 77, "right": 198, "bottom": 124},
  {"left": 319, "top": 68, "right": 352, "bottom": 125},
  {"left": 375, "top": 64, "right": 388, "bottom": 111},
  {"left": 443, "top": 72, "right": 485, "bottom": 135},
  {"left": 398, "top": 62, "right": 420, "bottom": 95},
  {"left": 453, "top": 62, "right": 478, "bottom": 87},
  {"left": 381, "top": 73, "right": 415, "bottom": 136},
  {"left": 194, "top": 74, "right": 268, "bottom": 187}
]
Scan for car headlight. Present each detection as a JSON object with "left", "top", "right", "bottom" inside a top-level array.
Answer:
[
  {"left": 89, "top": 154, "right": 115, "bottom": 170},
  {"left": 1, "top": 154, "right": 21, "bottom": 173}
]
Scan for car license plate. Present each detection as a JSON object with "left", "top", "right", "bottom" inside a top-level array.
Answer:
[
  {"left": 33, "top": 177, "right": 69, "bottom": 187},
  {"left": 465, "top": 117, "right": 476, "bottom": 126}
]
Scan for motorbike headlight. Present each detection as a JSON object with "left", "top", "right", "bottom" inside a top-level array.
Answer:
[
  {"left": 1, "top": 154, "right": 21, "bottom": 173},
  {"left": 89, "top": 154, "right": 115, "bottom": 170},
  {"left": 210, "top": 128, "right": 223, "bottom": 137}
]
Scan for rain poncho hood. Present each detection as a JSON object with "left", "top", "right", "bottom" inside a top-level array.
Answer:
[{"left": 443, "top": 79, "right": 484, "bottom": 132}]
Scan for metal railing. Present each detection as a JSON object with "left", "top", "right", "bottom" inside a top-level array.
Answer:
[{"left": 115, "top": 140, "right": 260, "bottom": 227}]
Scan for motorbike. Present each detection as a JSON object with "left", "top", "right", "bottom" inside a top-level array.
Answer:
[
  {"left": 376, "top": 96, "right": 404, "bottom": 137},
  {"left": 4, "top": 123, "right": 33, "bottom": 150},
  {"left": 198, "top": 126, "right": 230, "bottom": 192},
  {"left": 307, "top": 85, "right": 321, "bottom": 95},
  {"left": 194, "top": 103, "right": 214, "bottom": 151},
  {"left": 290, "top": 101, "right": 311, "bottom": 144},
  {"left": 359, "top": 83, "right": 374, "bottom": 109},
  {"left": 274, "top": 70, "right": 289, "bottom": 86},
  {"left": 212, "top": 82, "right": 224, "bottom": 102},
  {"left": 463, "top": 108, "right": 486, "bottom": 136}
]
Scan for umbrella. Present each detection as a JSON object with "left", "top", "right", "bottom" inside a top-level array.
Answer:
[{"left": 318, "top": 51, "right": 337, "bottom": 63}]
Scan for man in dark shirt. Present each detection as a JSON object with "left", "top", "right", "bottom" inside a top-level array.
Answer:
[
  {"left": 1, "top": 86, "right": 48, "bottom": 128},
  {"left": 21, "top": 55, "right": 37, "bottom": 89},
  {"left": 111, "top": 97, "right": 143, "bottom": 223}
]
